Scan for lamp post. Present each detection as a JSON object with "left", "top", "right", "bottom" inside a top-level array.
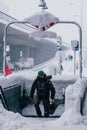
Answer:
[{"left": 38, "top": 0, "right": 48, "bottom": 10}]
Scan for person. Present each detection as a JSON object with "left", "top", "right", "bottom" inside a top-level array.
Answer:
[{"left": 30, "top": 70, "right": 55, "bottom": 117}]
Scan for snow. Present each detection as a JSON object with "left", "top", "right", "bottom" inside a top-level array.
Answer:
[
  {"left": 56, "top": 77, "right": 87, "bottom": 125},
  {"left": 0, "top": 0, "right": 87, "bottom": 129},
  {"left": 0, "top": 59, "right": 87, "bottom": 130}
]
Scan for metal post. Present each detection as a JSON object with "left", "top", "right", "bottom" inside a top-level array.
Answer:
[
  {"left": 3, "top": 25, "right": 8, "bottom": 76},
  {"left": 74, "top": 50, "right": 76, "bottom": 75},
  {"left": 60, "top": 53, "right": 62, "bottom": 75}
]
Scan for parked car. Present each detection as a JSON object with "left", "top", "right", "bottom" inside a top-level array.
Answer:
[
  {"left": 13, "top": 62, "right": 24, "bottom": 70},
  {"left": 13, "top": 58, "right": 34, "bottom": 70},
  {"left": 23, "top": 58, "right": 34, "bottom": 68}
]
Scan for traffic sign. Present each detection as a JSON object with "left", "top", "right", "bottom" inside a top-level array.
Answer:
[
  {"left": 57, "top": 44, "right": 62, "bottom": 50},
  {"left": 56, "top": 36, "right": 62, "bottom": 51},
  {"left": 71, "top": 40, "right": 79, "bottom": 51}
]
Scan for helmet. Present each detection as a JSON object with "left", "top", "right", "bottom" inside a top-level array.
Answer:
[{"left": 38, "top": 70, "right": 45, "bottom": 77}]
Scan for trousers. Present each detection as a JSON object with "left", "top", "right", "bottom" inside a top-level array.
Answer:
[{"left": 34, "top": 98, "right": 49, "bottom": 117}]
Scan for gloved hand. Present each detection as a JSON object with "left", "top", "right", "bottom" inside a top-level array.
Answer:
[
  {"left": 49, "top": 98, "right": 54, "bottom": 104},
  {"left": 30, "top": 97, "right": 34, "bottom": 104}
]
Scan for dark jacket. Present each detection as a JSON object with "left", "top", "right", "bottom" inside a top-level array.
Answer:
[{"left": 30, "top": 76, "right": 55, "bottom": 100}]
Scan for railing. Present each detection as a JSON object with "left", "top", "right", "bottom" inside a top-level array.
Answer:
[
  {"left": 0, "top": 83, "right": 22, "bottom": 113},
  {"left": 0, "top": 11, "right": 33, "bottom": 31}
]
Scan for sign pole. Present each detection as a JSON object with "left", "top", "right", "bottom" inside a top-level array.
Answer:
[{"left": 74, "top": 50, "right": 76, "bottom": 75}]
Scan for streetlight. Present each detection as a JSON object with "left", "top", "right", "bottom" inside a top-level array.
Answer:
[{"left": 38, "top": 0, "right": 48, "bottom": 10}]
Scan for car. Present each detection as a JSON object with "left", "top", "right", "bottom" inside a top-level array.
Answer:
[{"left": 13, "top": 62, "right": 24, "bottom": 70}]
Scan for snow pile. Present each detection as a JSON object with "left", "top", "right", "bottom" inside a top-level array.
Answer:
[
  {"left": 0, "top": 102, "right": 41, "bottom": 130},
  {"left": 56, "top": 77, "right": 87, "bottom": 125},
  {"left": 0, "top": 74, "right": 24, "bottom": 89},
  {"left": 62, "top": 60, "right": 74, "bottom": 74}
]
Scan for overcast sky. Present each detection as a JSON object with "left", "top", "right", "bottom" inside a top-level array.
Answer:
[{"left": 2, "top": 0, "right": 81, "bottom": 21}]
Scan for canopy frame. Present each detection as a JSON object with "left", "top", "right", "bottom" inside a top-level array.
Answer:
[{"left": 3, "top": 21, "right": 82, "bottom": 78}]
